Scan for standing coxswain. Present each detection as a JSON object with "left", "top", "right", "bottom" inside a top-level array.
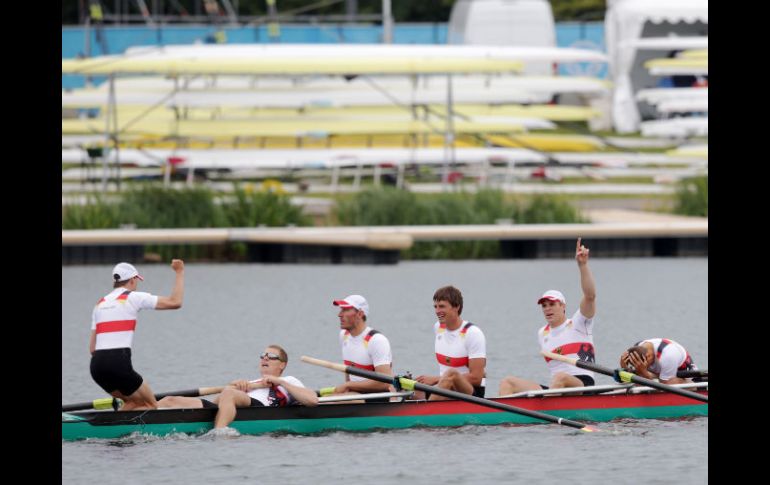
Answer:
[{"left": 89, "top": 260, "right": 185, "bottom": 411}]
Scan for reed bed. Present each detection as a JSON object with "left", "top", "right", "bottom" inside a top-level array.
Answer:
[{"left": 672, "top": 176, "right": 708, "bottom": 217}]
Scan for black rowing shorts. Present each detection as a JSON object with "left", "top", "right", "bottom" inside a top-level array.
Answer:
[
  {"left": 90, "top": 348, "right": 143, "bottom": 396},
  {"left": 424, "top": 385, "right": 485, "bottom": 400}
]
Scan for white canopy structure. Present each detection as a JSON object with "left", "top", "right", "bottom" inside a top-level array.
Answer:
[{"left": 605, "top": 0, "right": 708, "bottom": 132}]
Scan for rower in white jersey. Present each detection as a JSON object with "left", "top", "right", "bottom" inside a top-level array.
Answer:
[
  {"left": 158, "top": 344, "right": 318, "bottom": 432},
  {"left": 620, "top": 338, "right": 699, "bottom": 385},
  {"left": 89, "top": 260, "right": 185, "bottom": 411},
  {"left": 499, "top": 238, "right": 598, "bottom": 395},
  {"left": 322, "top": 295, "right": 393, "bottom": 400},
  {"left": 415, "top": 285, "right": 487, "bottom": 400}
]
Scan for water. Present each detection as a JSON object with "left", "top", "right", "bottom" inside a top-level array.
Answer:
[{"left": 62, "top": 258, "right": 708, "bottom": 484}]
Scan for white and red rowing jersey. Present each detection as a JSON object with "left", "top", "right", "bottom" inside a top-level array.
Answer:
[
  {"left": 247, "top": 376, "right": 304, "bottom": 407},
  {"left": 635, "top": 338, "right": 696, "bottom": 381},
  {"left": 539, "top": 309, "right": 595, "bottom": 379},
  {"left": 91, "top": 289, "right": 158, "bottom": 350},
  {"left": 434, "top": 321, "right": 486, "bottom": 387},
  {"left": 340, "top": 327, "right": 392, "bottom": 382}
]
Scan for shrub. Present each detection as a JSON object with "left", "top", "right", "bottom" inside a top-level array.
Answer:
[{"left": 673, "top": 176, "right": 708, "bottom": 217}]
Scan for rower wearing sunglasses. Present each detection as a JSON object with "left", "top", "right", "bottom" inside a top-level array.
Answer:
[{"left": 157, "top": 344, "right": 318, "bottom": 431}]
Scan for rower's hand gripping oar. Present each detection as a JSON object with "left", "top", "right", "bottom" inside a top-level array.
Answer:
[
  {"left": 541, "top": 351, "right": 708, "bottom": 403},
  {"left": 62, "top": 386, "right": 227, "bottom": 412},
  {"left": 301, "top": 355, "right": 600, "bottom": 432}
]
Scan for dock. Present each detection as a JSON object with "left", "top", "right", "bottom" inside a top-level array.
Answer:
[{"left": 62, "top": 210, "right": 707, "bottom": 264}]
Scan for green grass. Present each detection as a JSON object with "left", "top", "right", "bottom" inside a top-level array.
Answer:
[
  {"left": 672, "top": 176, "right": 708, "bottom": 217},
  {"left": 62, "top": 183, "right": 311, "bottom": 261},
  {"left": 336, "top": 188, "right": 586, "bottom": 259}
]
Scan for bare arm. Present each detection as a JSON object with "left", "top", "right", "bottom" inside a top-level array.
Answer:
[
  {"left": 463, "top": 358, "right": 486, "bottom": 387},
  {"left": 627, "top": 352, "right": 656, "bottom": 380},
  {"left": 576, "top": 238, "right": 596, "bottom": 318},
  {"left": 337, "top": 364, "right": 392, "bottom": 393},
  {"left": 415, "top": 375, "right": 440, "bottom": 386},
  {"left": 89, "top": 330, "right": 96, "bottom": 354},
  {"left": 155, "top": 259, "right": 185, "bottom": 310},
  {"left": 264, "top": 376, "right": 319, "bottom": 407}
]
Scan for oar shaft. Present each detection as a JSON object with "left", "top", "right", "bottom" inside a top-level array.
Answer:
[
  {"left": 62, "top": 386, "right": 227, "bottom": 412},
  {"left": 153, "top": 387, "right": 226, "bottom": 400},
  {"left": 62, "top": 398, "right": 120, "bottom": 412},
  {"left": 677, "top": 369, "right": 707, "bottom": 379},
  {"left": 542, "top": 351, "right": 708, "bottom": 403},
  {"left": 301, "top": 356, "right": 593, "bottom": 431}
]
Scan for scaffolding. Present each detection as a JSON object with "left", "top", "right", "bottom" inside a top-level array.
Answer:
[{"left": 76, "top": 0, "right": 385, "bottom": 26}]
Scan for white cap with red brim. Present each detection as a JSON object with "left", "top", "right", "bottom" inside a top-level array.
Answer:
[
  {"left": 537, "top": 290, "right": 565, "bottom": 305},
  {"left": 333, "top": 294, "right": 369, "bottom": 317}
]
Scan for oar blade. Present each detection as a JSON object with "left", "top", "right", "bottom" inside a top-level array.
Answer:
[{"left": 580, "top": 424, "right": 601, "bottom": 433}]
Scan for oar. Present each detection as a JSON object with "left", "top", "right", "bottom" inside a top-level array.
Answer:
[
  {"left": 677, "top": 369, "right": 707, "bottom": 379},
  {"left": 62, "top": 386, "right": 227, "bottom": 412},
  {"left": 541, "top": 351, "right": 708, "bottom": 403},
  {"left": 301, "top": 356, "right": 600, "bottom": 432}
]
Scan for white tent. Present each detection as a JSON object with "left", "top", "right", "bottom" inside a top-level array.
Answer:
[{"left": 605, "top": 0, "right": 708, "bottom": 132}]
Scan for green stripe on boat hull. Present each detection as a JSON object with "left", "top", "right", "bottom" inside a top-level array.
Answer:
[{"left": 62, "top": 404, "right": 707, "bottom": 441}]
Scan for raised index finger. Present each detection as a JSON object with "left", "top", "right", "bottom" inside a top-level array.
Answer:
[{"left": 576, "top": 237, "right": 582, "bottom": 252}]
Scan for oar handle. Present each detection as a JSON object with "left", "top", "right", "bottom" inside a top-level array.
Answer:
[
  {"left": 541, "top": 350, "right": 578, "bottom": 366},
  {"left": 677, "top": 369, "right": 707, "bottom": 379},
  {"left": 301, "top": 356, "right": 347, "bottom": 372}
]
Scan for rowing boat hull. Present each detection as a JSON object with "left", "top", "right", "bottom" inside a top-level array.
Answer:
[{"left": 62, "top": 391, "right": 707, "bottom": 441}]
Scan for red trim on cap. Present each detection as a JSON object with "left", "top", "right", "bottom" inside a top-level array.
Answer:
[
  {"left": 538, "top": 296, "right": 563, "bottom": 304},
  {"left": 333, "top": 299, "right": 353, "bottom": 308}
]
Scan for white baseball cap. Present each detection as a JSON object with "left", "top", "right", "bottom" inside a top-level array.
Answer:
[
  {"left": 537, "top": 290, "right": 565, "bottom": 305},
  {"left": 112, "top": 262, "right": 144, "bottom": 282},
  {"left": 333, "top": 295, "right": 369, "bottom": 317}
]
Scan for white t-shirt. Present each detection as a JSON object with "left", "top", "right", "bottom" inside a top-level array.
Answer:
[
  {"left": 340, "top": 327, "right": 393, "bottom": 382},
  {"left": 538, "top": 309, "right": 595, "bottom": 379},
  {"left": 91, "top": 288, "right": 158, "bottom": 350},
  {"left": 247, "top": 376, "right": 304, "bottom": 406},
  {"left": 434, "top": 321, "right": 487, "bottom": 387}
]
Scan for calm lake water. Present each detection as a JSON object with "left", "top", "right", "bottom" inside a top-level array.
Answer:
[{"left": 62, "top": 258, "right": 708, "bottom": 484}]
